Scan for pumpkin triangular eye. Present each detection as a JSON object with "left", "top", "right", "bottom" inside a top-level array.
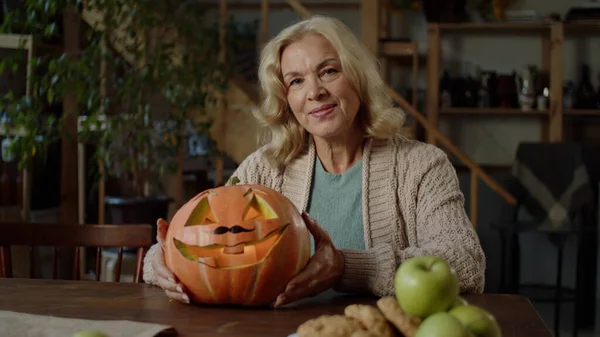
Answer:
[
  {"left": 243, "top": 195, "right": 278, "bottom": 221},
  {"left": 185, "top": 197, "right": 217, "bottom": 226}
]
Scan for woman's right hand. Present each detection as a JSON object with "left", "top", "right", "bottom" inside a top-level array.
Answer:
[{"left": 153, "top": 218, "right": 190, "bottom": 304}]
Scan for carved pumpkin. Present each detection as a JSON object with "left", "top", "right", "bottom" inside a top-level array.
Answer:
[{"left": 164, "top": 181, "right": 311, "bottom": 306}]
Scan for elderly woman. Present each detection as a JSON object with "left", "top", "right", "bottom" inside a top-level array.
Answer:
[{"left": 142, "top": 15, "right": 485, "bottom": 307}]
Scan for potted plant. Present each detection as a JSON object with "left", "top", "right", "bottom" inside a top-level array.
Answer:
[
  {"left": 0, "top": 0, "right": 248, "bottom": 237},
  {"left": 0, "top": 0, "right": 66, "bottom": 214},
  {"left": 76, "top": 0, "right": 225, "bottom": 234}
]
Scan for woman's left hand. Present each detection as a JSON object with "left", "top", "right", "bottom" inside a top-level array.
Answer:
[{"left": 274, "top": 211, "right": 345, "bottom": 307}]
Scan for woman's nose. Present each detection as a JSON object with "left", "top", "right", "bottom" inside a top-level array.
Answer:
[{"left": 307, "top": 80, "right": 326, "bottom": 100}]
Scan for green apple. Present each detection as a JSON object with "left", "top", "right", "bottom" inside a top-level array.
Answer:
[
  {"left": 449, "top": 305, "right": 502, "bottom": 337},
  {"left": 72, "top": 331, "right": 108, "bottom": 337},
  {"left": 394, "top": 256, "right": 459, "bottom": 318},
  {"left": 415, "top": 312, "right": 472, "bottom": 337},
  {"left": 450, "top": 296, "right": 469, "bottom": 309}
]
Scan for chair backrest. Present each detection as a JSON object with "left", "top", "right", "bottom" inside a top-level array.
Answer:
[
  {"left": 509, "top": 142, "right": 595, "bottom": 231},
  {"left": 0, "top": 222, "right": 153, "bottom": 283}
]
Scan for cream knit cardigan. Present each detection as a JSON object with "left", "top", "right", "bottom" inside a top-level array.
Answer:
[{"left": 143, "top": 136, "right": 486, "bottom": 295}]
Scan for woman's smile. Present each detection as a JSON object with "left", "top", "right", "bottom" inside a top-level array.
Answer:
[{"left": 310, "top": 104, "right": 337, "bottom": 119}]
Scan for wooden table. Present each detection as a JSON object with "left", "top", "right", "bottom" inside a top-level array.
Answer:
[{"left": 0, "top": 278, "right": 551, "bottom": 337}]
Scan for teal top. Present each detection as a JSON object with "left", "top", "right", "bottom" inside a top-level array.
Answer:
[{"left": 306, "top": 156, "right": 365, "bottom": 253}]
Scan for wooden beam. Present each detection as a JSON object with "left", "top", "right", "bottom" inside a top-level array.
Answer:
[
  {"left": 0, "top": 34, "right": 32, "bottom": 49},
  {"left": 379, "top": 2, "right": 389, "bottom": 83},
  {"left": 549, "top": 23, "right": 563, "bottom": 142},
  {"left": 426, "top": 24, "right": 440, "bottom": 145},
  {"left": 97, "top": 19, "right": 109, "bottom": 225},
  {"left": 21, "top": 167, "right": 31, "bottom": 222},
  {"left": 285, "top": 0, "right": 312, "bottom": 19},
  {"left": 540, "top": 34, "right": 551, "bottom": 142},
  {"left": 412, "top": 46, "right": 419, "bottom": 109},
  {"left": 360, "top": 0, "right": 379, "bottom": 57},
  {"left": 61, "top": 7, "right": 80, "bottom": 225},
  {"left": 260, "top": 0, "right": 269, "bottom": 47},
  {"left": 77, "top": 143, "right": 85, "bottom": 224}
]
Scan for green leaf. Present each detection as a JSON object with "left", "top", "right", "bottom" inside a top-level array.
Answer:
[
  {"left": 48, "top": 59, "right": 56, "bottom": 72},
  {"left": 44, "top": 23, "right": 57, "bottom": 38},
  {"left": 46, "top": 88, "right": 54, "bottom": 103}
]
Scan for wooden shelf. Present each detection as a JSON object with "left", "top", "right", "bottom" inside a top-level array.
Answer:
[
  {"left": 435, "top": 21, "right": 600, "bottom": 36},
  {"left": 0, "top": 34, "right": 62, "bottom": 55},
  {"left": 436, "top": 22, "right": 551, "bottom": 34},
  {"left": 440, "top": 107, "right": 548, "bottom": 116},
  {"left": 564, "top": 22, "right": 600, "bottom": 36},
  {"left": 565, "top": 109, "right": 600, "bottom": 116},
  {"left": 0, "top": 34, "right": 33, "bottom": 50},
  {"left": 380, "top": 41, "right": 418, "bottom": 57}
]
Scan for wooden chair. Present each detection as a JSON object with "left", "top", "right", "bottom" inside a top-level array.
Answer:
[{"left": 0, "top": 222, "right": 153, "bottom": 283}]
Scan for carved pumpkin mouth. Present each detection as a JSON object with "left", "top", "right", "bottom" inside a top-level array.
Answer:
[{"left": 173, "top": 224, "right": 289, "bottom": 269}]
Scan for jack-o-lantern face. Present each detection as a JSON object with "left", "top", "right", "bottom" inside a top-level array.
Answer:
[
  {"left": 165, "top": 182, "right": 311, "bottom": 306},
  {"left": 174, "top": 187, "right": 290, "bottom": 269}
]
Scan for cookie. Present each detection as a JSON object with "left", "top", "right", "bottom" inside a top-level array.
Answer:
[
  {"left": 376, "top": 297, "right": 421, "bottom": 337},
  {"left": 297, "top": 314, "right": 365, "bottom": 337},
  {"left": 344, "top": 304, "right": 396, "bottom": 337},
  {"left": 351, "top": 330, "right": 380, "bottom": 337}
]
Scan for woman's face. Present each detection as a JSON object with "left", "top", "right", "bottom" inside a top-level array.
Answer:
[{"left": 280, "top": 34, "right": 361, "bottom": 142}]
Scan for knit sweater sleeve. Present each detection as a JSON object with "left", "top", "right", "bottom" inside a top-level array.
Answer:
[
  {"left": 334, "top": 145, "right": 486, "bottom": 296},
  {"left": 404, "top": 148, "right": 486, "bottom": 293},
  {"left": 142, "top": 147, "right": 279, "bottom": 285}
]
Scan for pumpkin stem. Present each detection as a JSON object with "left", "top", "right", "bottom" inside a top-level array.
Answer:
[{"left": 226, "top": 176, "right": 240, "bottom": 186}]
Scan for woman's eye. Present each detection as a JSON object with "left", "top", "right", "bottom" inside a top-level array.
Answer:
[
  {"left": 289, "top": 78, "right": 302, "bottom": 86},
  {"left": 322, "top": 68, "right": 338, "bottom": 76}
]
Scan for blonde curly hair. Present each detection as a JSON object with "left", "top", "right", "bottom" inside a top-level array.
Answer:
[{"left": 254, "top": 15, "right": 405, "bottom": 167}]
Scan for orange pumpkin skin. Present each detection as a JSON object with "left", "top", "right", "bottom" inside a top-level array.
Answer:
[{"left": 164, "top": 183, "right": 311, "bottom": 306}]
